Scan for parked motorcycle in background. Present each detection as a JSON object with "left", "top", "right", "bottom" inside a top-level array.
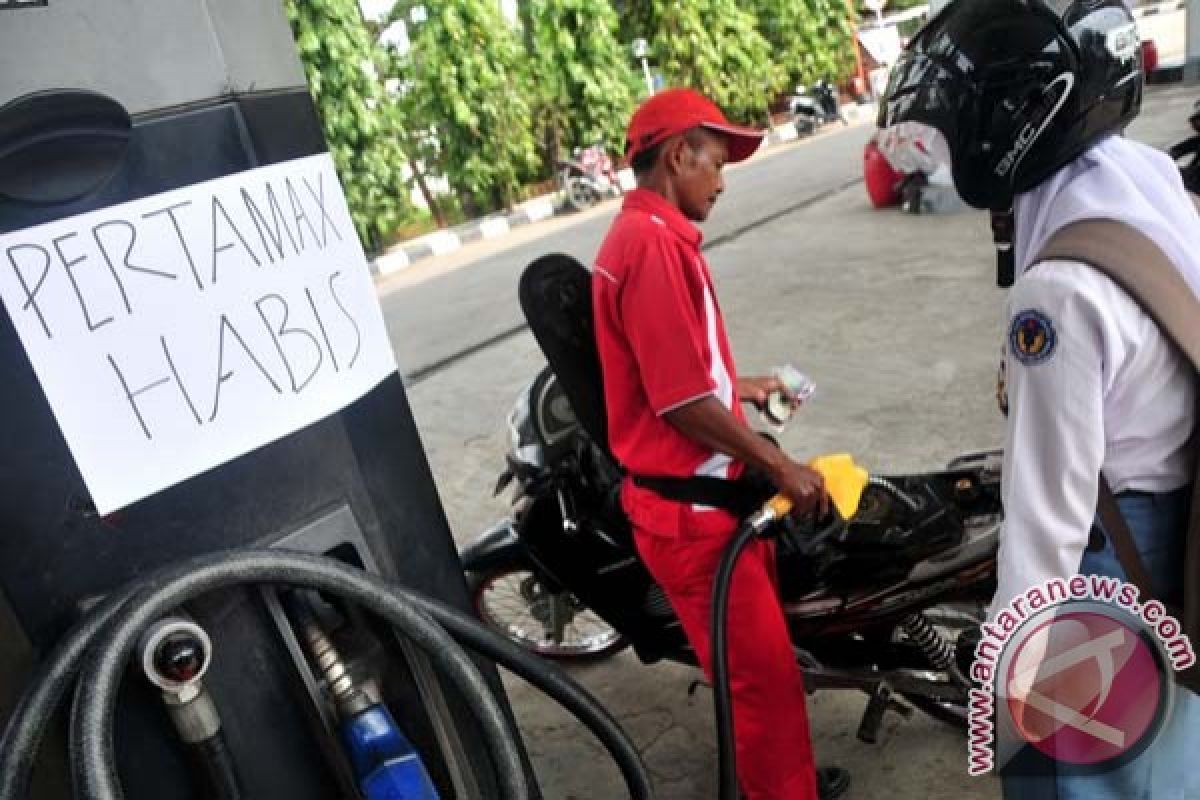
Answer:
[
  {"left": 792, "top": 80, "right": 846, "bottom": 137},
  {"left": 557, "top": 143, "right": 623, "bottom": 212}
]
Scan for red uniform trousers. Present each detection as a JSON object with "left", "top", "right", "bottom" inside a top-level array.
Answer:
[{"left": 633, "top": 524, "right": 817, "bottom": 800}]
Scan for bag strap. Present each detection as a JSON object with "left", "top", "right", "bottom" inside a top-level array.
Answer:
[
  {"left": 1095, "top": 475, "right": 1156, "bottom": 598},
  {"left": 1036, "top": 219, "right": 1200, "bottom": 369},
  {"left": 1036, "top": 217, "right": 1200, "bottom": 614}
]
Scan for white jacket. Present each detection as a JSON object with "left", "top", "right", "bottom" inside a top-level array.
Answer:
[{"left": 991, "top": 135, "right": 1200, "bottom": 615}]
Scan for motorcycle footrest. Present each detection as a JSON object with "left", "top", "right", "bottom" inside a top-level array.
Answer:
[{"left": 856, "top": 681, "right": 908, "bottom": 744}]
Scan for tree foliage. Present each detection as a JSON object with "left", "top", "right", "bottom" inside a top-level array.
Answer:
[
  {"left": 622, "top": 0, "right": 784, "bottom": 125},
  {"left": 526, "top": 0, "right": 639, "bottom": 158},
  {"left": 283, "top": 0, "right": 417, "bottom": 250},
  {"left": 403, "top": 0, "right": 539, "bottom": 210},
  {"left": 754, "top": 0, "right": 858, "bottom": 89}
]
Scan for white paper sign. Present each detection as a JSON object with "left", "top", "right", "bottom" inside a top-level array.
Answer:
[{"left": 0, "top": 153, "right": 398, "bottom": 514}]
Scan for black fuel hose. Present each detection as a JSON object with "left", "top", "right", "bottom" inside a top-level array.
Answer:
[
  {"left": 0, "top": 582, "right": 141, "bottom": 800},
  {"left": 710, "top": 494, "right": 808, "bottom": 800},
  {"left": 0, "top": 549, "right": 654, "bottom": 800},
  {"left": 710, "top": 522, "right": 760, "bottom": 800},
  {"left": 69, "top": 551, "right": 525, "bottom": 800}
]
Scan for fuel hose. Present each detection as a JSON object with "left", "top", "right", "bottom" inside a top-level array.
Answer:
[
  {"left": 711, "top": 495, "right": 795, "bottom": 800},
  {"left": 0, "top": 549, "right": 654, "bottom": 800}
]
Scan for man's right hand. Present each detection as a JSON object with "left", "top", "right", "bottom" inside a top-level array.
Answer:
[{"left": 769, "top": 459, "right": 831, "bottom": 519}]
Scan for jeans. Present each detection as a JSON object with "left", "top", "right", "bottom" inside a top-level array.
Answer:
[{"left": 1001, "top": 489, "right": 1199, "bottom": 800}]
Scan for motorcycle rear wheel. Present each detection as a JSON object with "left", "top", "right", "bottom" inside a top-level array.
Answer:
[
  {"left": 467, "top": 564, "right": 629, "bottom": 660},
  {"left": 563, "top": 176, "right": 599, "bottom": 212}
]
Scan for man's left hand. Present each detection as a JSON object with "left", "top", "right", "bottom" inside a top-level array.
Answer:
[{"left": 737, "top": 375, "right": 797, "bottom": 412}]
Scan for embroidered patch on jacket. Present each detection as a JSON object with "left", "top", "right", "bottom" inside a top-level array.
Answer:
[{"left": 1009, "top": 309, "right": 1057, "bottom": 366}]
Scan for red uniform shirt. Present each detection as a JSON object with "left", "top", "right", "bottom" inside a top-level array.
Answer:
[{"left": 592, "top": 188, "right": 745, "bottom": 538}]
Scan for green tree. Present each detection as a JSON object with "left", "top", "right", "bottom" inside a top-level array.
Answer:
[
  {"left": 283, "top": 0, "right": 418, "bottom": 251},
  {"left": 524, "top": 0, "right": 638, "bottom": 161},
  {"left": 623, "top": 0, "right": 784, "bottom": 125},
  {"left": 753, "top": 0, "right": 857, "bottom": 89},
  {"left": 402, "top": 1, "right": 539, "bottom": 212}
]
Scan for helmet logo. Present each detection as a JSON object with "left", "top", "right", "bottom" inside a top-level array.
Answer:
[{"left": 994, "top": 73, "right": 1076, "bottom": 179}]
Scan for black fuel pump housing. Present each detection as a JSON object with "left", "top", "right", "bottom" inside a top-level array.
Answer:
[{"left": 0, "top": 2, "right": 531, "bottom": 797}]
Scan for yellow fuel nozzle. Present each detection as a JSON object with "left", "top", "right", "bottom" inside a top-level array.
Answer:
[
  {"left": 751, "top": 454, "right": 869, "bottom": 534},
  {"left": 808, "top": 453, "right": 869, "bottom": 521}
]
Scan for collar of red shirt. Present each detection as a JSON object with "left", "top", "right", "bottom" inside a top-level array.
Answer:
[{"left": 621, "top": 188, "right": 703, "bottom": 249}]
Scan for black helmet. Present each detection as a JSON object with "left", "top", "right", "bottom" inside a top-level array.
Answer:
[{"left": 878, "top": 0, "right": 1143, "bottom": 211}]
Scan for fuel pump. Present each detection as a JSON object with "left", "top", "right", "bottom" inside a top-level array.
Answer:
[{"left": 0, "top": 2, "right": 537, "bottom": 797}]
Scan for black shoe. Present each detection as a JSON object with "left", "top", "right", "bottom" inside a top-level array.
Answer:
[{"left": 817, "top": 766, "right": 851, "bottom": 800}]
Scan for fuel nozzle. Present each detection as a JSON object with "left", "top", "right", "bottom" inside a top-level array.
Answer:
[{"left": 283, "top": 591, "right": 440, "bottom": 800}]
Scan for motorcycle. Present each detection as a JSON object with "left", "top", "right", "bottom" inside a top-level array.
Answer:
[
  {"left": 557, "top": 143, "right": 622, "bottom": 213},
  {"left": 462, "top": 356, "right": 1003, "bottom": 741},
  {"left": 792, "top": 80, "right": 846, "bottom": 138}
]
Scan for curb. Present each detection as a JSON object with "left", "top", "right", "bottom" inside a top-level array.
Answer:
[
  {"left": 371, "top": 102, "right": 877, "bottom": 277},
  {"left": 372, "top": 194, "right": 563, "bottom": 277}
]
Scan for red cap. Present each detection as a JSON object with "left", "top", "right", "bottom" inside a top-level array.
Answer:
[{"left": 624, "top": 88, "right": 765, "bottom": 165}]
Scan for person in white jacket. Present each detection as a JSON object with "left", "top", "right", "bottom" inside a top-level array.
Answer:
[{"left": 880, "top": 1, "right": 1198, "bottom": 797}]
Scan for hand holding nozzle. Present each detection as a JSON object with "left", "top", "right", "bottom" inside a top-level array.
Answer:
[
  {"left": 754, "top": 454, "right": 870, "bottom": 535},
  {"left": 766, "top": 458, "right": 830, "bottom": 521}
]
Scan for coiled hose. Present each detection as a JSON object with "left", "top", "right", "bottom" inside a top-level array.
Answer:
[{"left": 0, "top": 549, "right": 654, "bottom": 800}]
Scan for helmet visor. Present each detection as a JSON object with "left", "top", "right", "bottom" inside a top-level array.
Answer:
[{"left": 877, "top": 49, "right": 973, "bottom": 148}]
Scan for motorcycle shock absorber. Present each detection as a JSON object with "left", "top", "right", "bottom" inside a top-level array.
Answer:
[{"left": 900, "top": 613, "right": 968, "bottom": 687}]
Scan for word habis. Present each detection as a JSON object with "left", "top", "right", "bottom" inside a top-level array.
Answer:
[
  {"left": 108, "top": 269, "right": 361, "bottom": 440},
  {"left": 6, "top": 170, "right": 342, "bottom": 341}
]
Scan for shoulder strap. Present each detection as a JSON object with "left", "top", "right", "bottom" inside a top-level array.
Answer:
[
  {"left": 1036, "top": 219, "right": 1200, "bottom": 370},
  {"left": 1036, "top": 218, "right": 1200, "bottom": 636},
  {"left": 1095, "top": 476, "right": 1156, "bottom": 598}
]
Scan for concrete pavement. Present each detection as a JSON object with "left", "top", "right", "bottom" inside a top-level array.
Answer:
[{"left": 393, "top": 85, "right": 1198, "bottom": 798}]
